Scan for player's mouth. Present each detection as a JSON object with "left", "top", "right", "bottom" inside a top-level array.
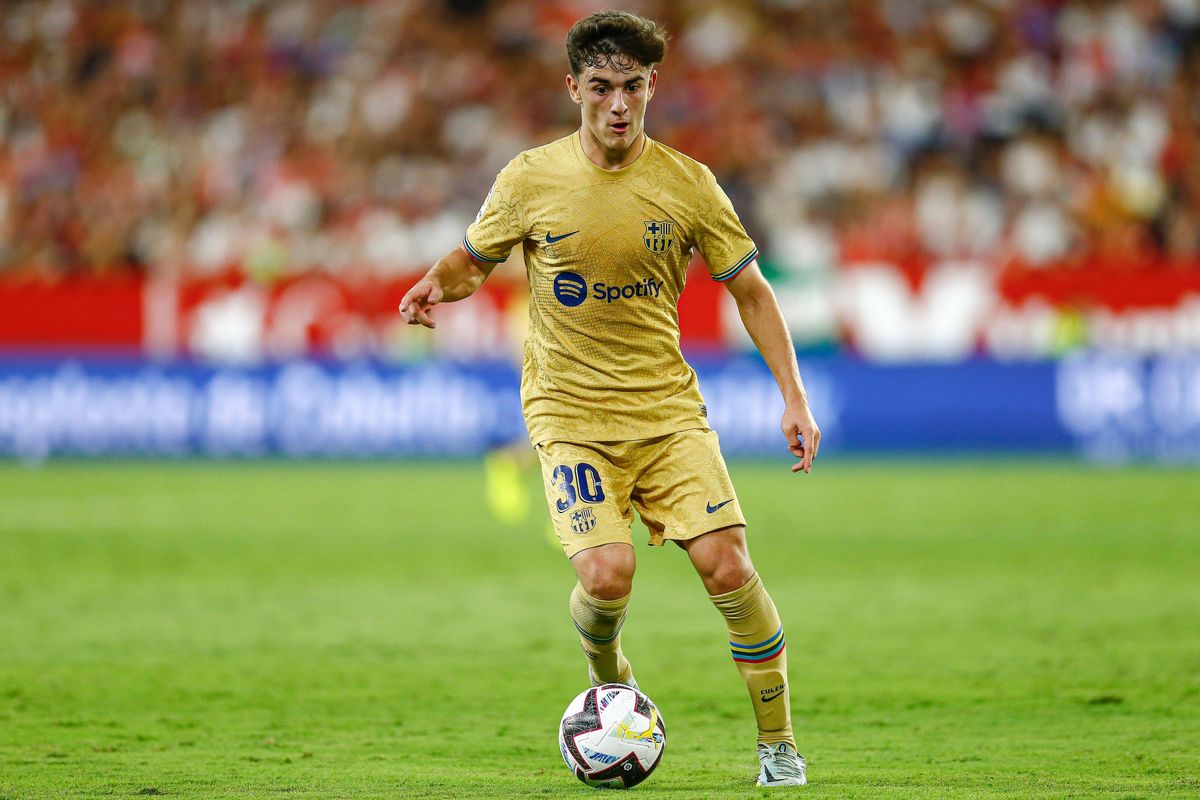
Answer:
[{"left": 610, "top": 121, "right": 630, "bottom": 135}]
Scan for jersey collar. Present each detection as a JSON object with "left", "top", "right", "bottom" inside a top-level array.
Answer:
[{"left": 572, "top": 131, "right": 654, "bottom": 179}]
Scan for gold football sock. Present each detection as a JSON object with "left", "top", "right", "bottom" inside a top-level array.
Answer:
[
  {"left": 709, "top": 572, "right": 794, "bottom": 746},
  {"left": 569, "top": 583, "right": 634, "bottom": 685}
]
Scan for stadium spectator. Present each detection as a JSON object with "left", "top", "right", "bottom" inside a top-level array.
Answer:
[{"left": 1, "top": 0, "right": 1197, "bottom": 280}]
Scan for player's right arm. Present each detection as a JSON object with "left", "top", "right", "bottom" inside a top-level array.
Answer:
[
  {"left": 401, "top": 156, "right": 528, "bottom": 329},
  {"left": 399, "top": 247, "right": 496, "bottom": 329}
]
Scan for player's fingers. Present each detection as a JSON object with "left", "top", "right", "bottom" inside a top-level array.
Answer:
[
  {"left": 400, "top": 299, "right": 434, "bottom": 327},
  {"left": 802, "top": 428, "right": 816, "bottom": 472},
  {"left": 786, "top": 429, "right": 807, "bottom": 474},
  {"left": 783, "top": 424, "right": 801, "bottom": 457},
  {"left": 788, "top": 432, "right": 806, "bottom": 473},
  {"left": 399, "top": 292, "right": 422, "bottom": 322},
  {"left": 413, "top": 304, "right": 437, "bottom": 328},
  {"left": 400, "top": 283, "right": 439, "bottom": 313}
]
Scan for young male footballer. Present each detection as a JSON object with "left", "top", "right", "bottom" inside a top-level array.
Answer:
[{"left": 400, "top": 10, "right": 820, "bottom": 787}]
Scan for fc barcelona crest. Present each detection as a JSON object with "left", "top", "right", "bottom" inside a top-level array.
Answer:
[
  {"left": 643, "top": 220, "right": 675, "bottom": 253},
  {"left": 570, "top": 508, "right": 596, "bottom": 535}
]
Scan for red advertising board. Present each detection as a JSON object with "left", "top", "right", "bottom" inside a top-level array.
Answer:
[
  {"left": 0, "top": 276, "right": 144, "bottom": 349},
  {"left": 1, "top": 263, "right": 1198, "bottom": 359}
]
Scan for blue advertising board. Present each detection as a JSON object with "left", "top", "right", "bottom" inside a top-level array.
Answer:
[{"left": 0, "top": 354, "right": 1197, "bottom": 461}]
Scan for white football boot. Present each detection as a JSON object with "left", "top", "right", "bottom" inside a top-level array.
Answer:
[{"left": 756, "top": 742, "right": 807, "bottom": 787}]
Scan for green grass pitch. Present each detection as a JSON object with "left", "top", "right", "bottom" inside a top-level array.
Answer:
[{"left": 1, "top": 460, "right": 1198, "bottom": 799}]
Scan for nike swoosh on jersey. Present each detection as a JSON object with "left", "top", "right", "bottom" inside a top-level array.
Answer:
[
  {"left": 545, "top": 230, "right": 580, "bottom": 244},
  {"left": 706, "top": 499, "right": 734, "bottom": 514}
]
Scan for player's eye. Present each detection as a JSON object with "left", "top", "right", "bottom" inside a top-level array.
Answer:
[{"left": 627, "top": 83, "right": 641, "bottom": 92}]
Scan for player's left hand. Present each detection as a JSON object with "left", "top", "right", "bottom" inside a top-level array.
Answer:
[{"left": 782, "top": 403, "right": 820, "bottom": 474}]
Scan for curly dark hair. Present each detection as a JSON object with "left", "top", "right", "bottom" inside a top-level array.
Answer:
[{"left": 566, "top": 10, "right": 669, "bottom": 76}]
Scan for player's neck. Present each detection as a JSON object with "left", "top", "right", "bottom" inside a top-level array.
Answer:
[{"left": 578, "top": 128, "right": 646, "bottom": 170}]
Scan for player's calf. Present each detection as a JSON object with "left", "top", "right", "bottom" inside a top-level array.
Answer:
[
  {"left": 569, "top": 582, "right": 635, "bottom": 686},
  {"left": 709, "top": 572, "right": 795, "bottom": 747}
]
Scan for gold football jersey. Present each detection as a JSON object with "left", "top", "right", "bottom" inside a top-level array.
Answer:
[{"left": 464, "top": 133, "right": 757, "bottom": 445}]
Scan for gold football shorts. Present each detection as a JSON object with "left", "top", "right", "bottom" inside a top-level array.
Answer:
[{"left": 535, "top": 428, "right": 746, "bottom": 558}]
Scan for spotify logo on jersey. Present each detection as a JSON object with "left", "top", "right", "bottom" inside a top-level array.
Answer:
[
  {"left": 553, "top": 271, "right": 664, "bottom": 308},
  {"left": 553, "top": 271, "right": 588, "bottom": 307}
]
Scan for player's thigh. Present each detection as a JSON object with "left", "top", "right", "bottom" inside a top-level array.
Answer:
[
  {"left": 536, "top": 440, "right": 635, "bottom": 559},
  {"left": 631, "top": 428, "right": 746, "bottom": 546}
]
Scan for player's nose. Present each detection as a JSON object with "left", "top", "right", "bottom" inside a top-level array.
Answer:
[{"left": 611, "top": 90, "right": 628, "bottom": 113}]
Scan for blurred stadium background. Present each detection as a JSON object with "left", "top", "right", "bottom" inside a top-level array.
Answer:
[
  {"left": 1, "top": 0, "right": 1199, "bottom": 461},
  {"left": 3, "top": 3, "right": 1200, "bottom": 798}
]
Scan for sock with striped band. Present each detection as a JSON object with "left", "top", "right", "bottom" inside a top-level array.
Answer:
[
  {"left": 709, "top": 572, "right": 794, "bottom": 746},
  {"left": 569, "top": 582, "right": 634, "bottom": 686}
]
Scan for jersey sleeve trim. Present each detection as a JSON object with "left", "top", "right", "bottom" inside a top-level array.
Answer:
[
  {"left": 462, "top": 236, "right": 509, "bottom": 264},
  {"left": 712, "top": 246, "right": 758, "bottom": 282}
]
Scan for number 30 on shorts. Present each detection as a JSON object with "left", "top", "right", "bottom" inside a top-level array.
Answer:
[{"left": 551, "top": 463, "right": 605, "bottom": 512}]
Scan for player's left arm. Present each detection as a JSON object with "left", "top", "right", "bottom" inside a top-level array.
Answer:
[{"left": 724, "top": 262, "right": 820, "bottom": 473}]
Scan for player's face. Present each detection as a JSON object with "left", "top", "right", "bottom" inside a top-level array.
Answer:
[{"left": 567, "top": 62, "right": 657, "bottom": 162}]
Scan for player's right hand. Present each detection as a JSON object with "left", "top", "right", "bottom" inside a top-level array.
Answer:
[{"left": 399, "top": 279, "right": 443, "bottom": 328}]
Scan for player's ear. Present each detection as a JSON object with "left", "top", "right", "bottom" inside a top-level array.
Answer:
[
  {"left": 566, "top": 73, "right": 582, "bottom": 105},
  {"left": 646, "top": 69, "right": 657, "bottom": 101}
]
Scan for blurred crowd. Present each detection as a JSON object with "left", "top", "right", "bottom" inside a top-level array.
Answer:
[{"left": 1, "top": 0, "right": 1199, "bottom": 282}]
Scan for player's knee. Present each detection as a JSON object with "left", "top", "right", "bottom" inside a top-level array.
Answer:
[
  {"left": 705, "top": 558, "right": 755, "bottom": 595},
  {"left": 574, "top": 544, "right": 635, "bottom": 600},
  {"left": 690, "top": 536, "right": 755, "bottom": 595},
  {"left": 583, "top": 572, "right": 633, "bottom": 600}
]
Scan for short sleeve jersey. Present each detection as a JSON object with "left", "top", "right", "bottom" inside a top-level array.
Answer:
[{"left": 465, "top": 133, "right": 757, "bottom": 445}]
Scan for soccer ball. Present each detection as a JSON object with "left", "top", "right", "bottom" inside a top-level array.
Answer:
[{"left": 558, "top": 683, "right": 666, "bottom": 789}]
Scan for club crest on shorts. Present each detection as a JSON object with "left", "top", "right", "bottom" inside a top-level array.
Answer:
[
  {"left": 570, "top": 507, "right": 596, "bottom": 534},
  {"left": 643, "top": 220, "right": 675, "bottom": 253}
]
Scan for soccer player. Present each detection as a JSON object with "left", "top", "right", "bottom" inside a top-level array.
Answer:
[{"left": 400, "top": 10, "right": 820, "bottom": 787}]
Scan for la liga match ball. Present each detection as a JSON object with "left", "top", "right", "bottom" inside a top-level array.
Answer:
[{"left": 558, "top": 683, "right": 666, "bottom": 789}]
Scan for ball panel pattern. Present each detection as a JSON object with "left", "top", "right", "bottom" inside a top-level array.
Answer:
[{"left": 558, "top": 684, "right": 667, "bottom": 789}]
